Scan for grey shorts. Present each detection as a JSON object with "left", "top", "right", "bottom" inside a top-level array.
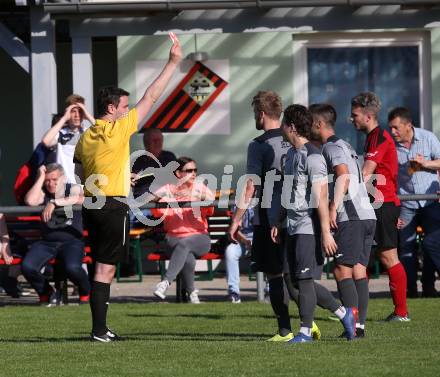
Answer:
[
  {"left": 286, "top": 234, "right": 324, "bottom": 280},
  {"left": 333, "top": 220, "right": 376, "bottom": 267}
]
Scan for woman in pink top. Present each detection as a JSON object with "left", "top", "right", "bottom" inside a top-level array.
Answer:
[{"left": 152, "top": 157, "right": 214, "bottom": 303}]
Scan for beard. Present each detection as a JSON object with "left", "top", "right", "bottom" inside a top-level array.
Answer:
[
  {"left": 255, "top": 119, "right": 263, "bottom": 130},
  {"left": 309, "top": 130, "right": 321, "bottom": 141}
]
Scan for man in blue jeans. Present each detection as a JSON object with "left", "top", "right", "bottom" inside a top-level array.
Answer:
[
  {"left": 22, "top": 163, "right": 90, "bottom": 305},
  {"left": 389, "top": 107, "right": 440, "bottom": 297},
  {"left": 225, "top": 207, "right": 254, "bottom": 303}
]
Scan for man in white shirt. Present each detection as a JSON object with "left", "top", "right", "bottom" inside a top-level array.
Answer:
[{"left": 41, "top": 94, "right": 95, "bottom": 184}]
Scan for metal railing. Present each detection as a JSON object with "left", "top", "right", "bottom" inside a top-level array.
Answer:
[
  {"left": 0, "top": 193, "right": 438, "bottom": 214},
  {"left": 1, "top": 193, "right": 437, "bottom": 302}
]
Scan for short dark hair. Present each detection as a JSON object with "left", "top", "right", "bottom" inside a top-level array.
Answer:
[
  {"left": 388, "top": 106, "right": 413, "bottom": 124},
  {"left": 96, "top": 86, "right": 130, "bottom": 118},
  {"left": 176, "top": 156, "right": 195, "bottom": 171},
  {"left": 309, "top": 103, "right": 337, "bottom": 128},
  {"left": 283, "top": 104, "right": 313, "bottom": 139},
  {"left": 351, "top": 91, "right": 381, "bottom": 117},
  {"left": 251, "top": 91, "right": 283, "bottom": 120}
]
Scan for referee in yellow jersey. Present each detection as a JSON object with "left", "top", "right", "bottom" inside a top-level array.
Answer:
[{"left": 74, "top": 38, "right": 182, "bottom": 342}]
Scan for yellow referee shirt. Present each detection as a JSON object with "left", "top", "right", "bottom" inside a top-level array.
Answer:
[{"left": 74, "top": 108, "right": 138, "bottom": 197}]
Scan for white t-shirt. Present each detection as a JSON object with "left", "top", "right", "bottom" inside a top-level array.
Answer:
[{"left": 56, "top": 126, "right": 84, "bottom": 183}]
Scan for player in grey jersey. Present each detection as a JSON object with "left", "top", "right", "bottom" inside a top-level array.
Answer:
[
  {"left": 272, "top": 104, "right": 358, "bottom": 342},
  {"left": 310, "top": 103, "right": 376, "bottom": 338},
  {"left": 228, "top": 91, "right": 299, "bottom": 342}
]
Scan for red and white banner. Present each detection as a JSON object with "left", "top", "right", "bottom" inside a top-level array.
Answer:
[{"left": 138, "top": 61, "right": 229, "bottom": 134}]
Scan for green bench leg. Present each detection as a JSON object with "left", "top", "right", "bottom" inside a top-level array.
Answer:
[
  {"left": 116, "top": 238, "right": 143, "bottom": 283},
  {"left": 248, "top": 268, "right": 256, "bottom": 281},
  {"left": 325, "top": 257, "right": 333, "bottom": 279},
  {"left": 159, "top": 260, "right": 166, "bottom": 280},
  {"left": 372, "top": 259, "right": 380, "bottom": 279},
  {"left": 195, "top": 259, "right": 216, "bottom": 281}
]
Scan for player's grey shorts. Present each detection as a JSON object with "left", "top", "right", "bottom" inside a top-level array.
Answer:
[
  {"left": 333, "top": 220, "right": 376, "bottom": 267},
  {"left": 286, "top": 234, "right": 324, "bottom": 280}
]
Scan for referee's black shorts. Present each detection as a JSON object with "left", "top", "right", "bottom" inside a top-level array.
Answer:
[
  {"left": 251, "top": 225, "right": 288, "bottom": 275},
  {"left": 374, "top": 202, "right": 400, "bottom": 251},
  {"left": 82, "top": 197, "right": 129, "bottom": 265}
]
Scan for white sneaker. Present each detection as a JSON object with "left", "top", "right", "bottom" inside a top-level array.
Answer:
[
  {"left": 154, "top": 280, "right": 170, "bottom": 299},
  {"left": 46, "top": 290, "right": 60, "bottom": 307},
  {"left": 230, "top": 292, "right": 241, "bottom": 304},
  {"left": 189, "top": 289, "right": 201, "bottom": 304}
]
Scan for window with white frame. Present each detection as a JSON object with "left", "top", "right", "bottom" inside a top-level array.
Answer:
[{"left": 292, "top": 32, "right": 431, "bottom": 154}]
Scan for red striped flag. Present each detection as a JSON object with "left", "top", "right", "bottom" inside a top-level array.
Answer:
[{"left": 142, "top": 61, "right": 228, "bottom": 133}]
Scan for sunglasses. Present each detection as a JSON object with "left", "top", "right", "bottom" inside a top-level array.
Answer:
[{"left": 181, "top": 168, "right": 197, "bottom": 173}]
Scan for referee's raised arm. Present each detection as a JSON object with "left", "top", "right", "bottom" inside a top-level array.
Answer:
[
  {"left": 135, "top": 36, "right": 183, "bottom": 128},
  {"left": 74, "top": 36, "right": 183, "bottom": 343}
]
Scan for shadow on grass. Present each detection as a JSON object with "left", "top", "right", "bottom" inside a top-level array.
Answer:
[
  {"left": 111, "top": 332, "right": 353, "bottom": 343},
  {"left": 0, "top": 336, "right": 89, "bottom": 343},
  {"left": 0, "top": 330, "right": 359, "bottom": 344},
  {"left": 127, "top": 313, "right": 225, "bottom": 319},
  {"left": 126, "top": 313, "right": 309, "bottom": 321},
  {"left": 0, "top": 332, "right": 268, "bottom": 343},
  {"left": 126, "top": 313, "right": 354, "bottom": 323},
  {"left": 126, "top": 313, "right": 282, "bottom": 320},
  {"left": 120, "top": 331, "right": 272, "bottom": 342}
]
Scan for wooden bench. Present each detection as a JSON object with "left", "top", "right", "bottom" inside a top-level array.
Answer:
[
  {"left": 3, "top": 215, "right": 155, "bottom": 286},
  {"left": 5, "top": 214, "right": 92, "bottom": 260},
  {"left": 147, "top": 251, "right": 224, "bottom": 279},
  {"left": 115, "top": 227, "right": 152, "bottom": 283},
  {"left": 0, "top": 255, "right": 93, "bottom": 266},
  {"left": 2, "top": 215, "right": 93, "bottom": 304},
  {"left": 146, "top": 210, "right": 232, "bottom": 302}
]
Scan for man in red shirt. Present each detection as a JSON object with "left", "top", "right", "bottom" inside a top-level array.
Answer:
[{"left": 351, "top": 92, "right": 409, "bottom": 322}]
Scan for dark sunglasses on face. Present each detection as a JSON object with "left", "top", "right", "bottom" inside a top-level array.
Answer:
[{"left": 181, "top": 168, "right": 197, "bottom": 173}]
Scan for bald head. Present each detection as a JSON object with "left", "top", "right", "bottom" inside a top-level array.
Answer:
[{"left": 143, "top": 128, "right": 164, "bottom": 157}]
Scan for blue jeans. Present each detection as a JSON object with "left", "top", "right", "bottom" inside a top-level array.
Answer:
[
  {"left": 225, "top": 236, "right": 252, "bottom": 295},
  {"left": 398, "top": 202, "right": 440, "bottom": 291},
  {"left": 129, "top": 208, "right": 152, "bottom": 228},
  {"left": 21, "top": 239, "right": 90, "bottom": 296}
]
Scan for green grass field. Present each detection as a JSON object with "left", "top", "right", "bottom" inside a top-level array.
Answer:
[{"left": 0, "top": 298, "right": 438, "bottom": 377}]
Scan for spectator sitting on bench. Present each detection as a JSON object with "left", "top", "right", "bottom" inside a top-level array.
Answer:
[
  {"left": 151, "top": 157, "right": 214, "bottom": 304},
  {"left": 22, "top": 163, "right": 90, "bottom": 306},
  {"left": 225, "top": 207, "right": 254, "bottom": 304},
  {"left": 130, "top": 128, "right": 177, "bottom": 227},
  {"left": 0, "top": 213, "right": 20, "bottom": 297},
  {"left": 0, "top": 213, "right": 13, "bottom": 265}
]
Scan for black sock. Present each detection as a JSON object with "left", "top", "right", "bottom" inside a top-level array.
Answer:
[
  {"left": 269, "top": 277, "right": 291, "bottom": 336},
  {"left": 297, "top": 279, "right": 316, "bottom": 328},
  {"left": 283, "top": 273, "right": 299, "bottom": 305},
  {"left": 90, "top": 281, "right": 110, "bottom": 336},
  {"left": 355, "top": 278, "right": 369, "bottom": 325},
  {"left": 315, "top": 282, "right": 340, "bottom": 312},
  {"left": 337, "top": 278, "right": 358, "bottom": 308}
]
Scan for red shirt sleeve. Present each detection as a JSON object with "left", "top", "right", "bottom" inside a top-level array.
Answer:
[
  {"left": 201, "top": 206, "right": 215, "bottom": 217},
  {"left": 151, "top": 208, "right": 166, "bottom": 218},
  {"left": 365, "top": 137, "right": 388, "bottom": 164}
]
